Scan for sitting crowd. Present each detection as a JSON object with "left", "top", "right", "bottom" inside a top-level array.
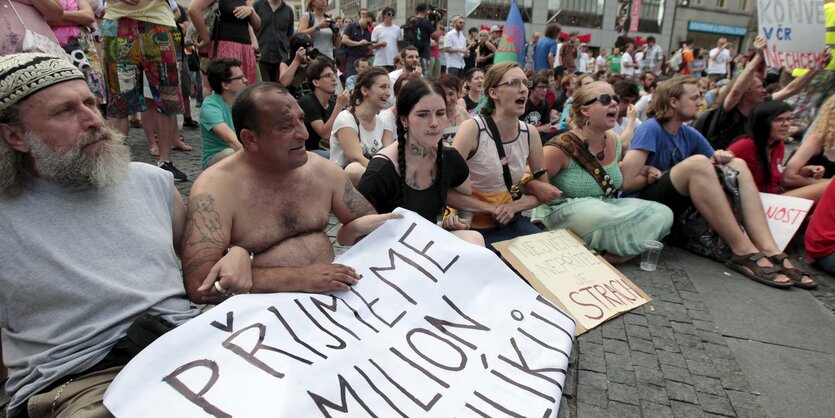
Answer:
[{"left": 3, "top": 20, "right": 835, "bottom": 418}]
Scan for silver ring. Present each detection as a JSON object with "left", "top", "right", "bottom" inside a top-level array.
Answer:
[{"left": 214, "top": 280, "right": 228, "bottom": 296}]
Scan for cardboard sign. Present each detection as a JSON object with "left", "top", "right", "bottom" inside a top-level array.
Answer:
[
  {"left": 760, "top": 192, "right": 814, "bottom": 252},
  {"left": 494, "top": 230, "right": 650, "bottom": 336},
  {"left": 758, "top": 0, "right": 826, "bottom": 69},
  {"left": 103, "top": 209, "right": 575, "bottom": 417}
]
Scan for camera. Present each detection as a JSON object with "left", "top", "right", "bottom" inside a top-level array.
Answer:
[
  {"left": 427, "top": 5, "right": 446, "bottom": 23},
  {"left": 305, "top": 47, "right": 321, "bottom": 59},
  {"left": 324, "top": 18, "right": 339, "bottom": 33}
]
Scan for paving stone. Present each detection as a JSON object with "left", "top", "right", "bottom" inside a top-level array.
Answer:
[
  {"left": 630, "top": 350, "right": 660, "bottom": 370},
  {"left": 607, "top": 400, "right": 641, "bottom": 418},
  {"left": 604, "top": 352, "right": 634, "bottom": 371},
  {"left": 641, "top": 400, "right": 675, "bottom": 417},
  {"left": 659, "top": 293, "right": 684, "bottom": 304},
  {"left": 602, "top": 338, "right": 631, "bottom": 354},
  {"left": 657, "top": 350, "right": 688, "bottom": 368},
  {"left": 686, "top": 359, "right": 719, "bottom": 378},
  {"left": 678, "top": 290, "right": 701, "bottom": 301},
  {"left": 579, "top": 352, "right": 607, "bottom": 373},
  {"left": 607, "top": 382, "right": 640, "bottom": 406},
  {"left": 606, "top": 367, "right": 636, "bottom": 385},
  {"left": 557, "top": 397, "right": 571, "bottom": 418},
  {"left": 622, "top": 313, "right": 648, "bottom": 327},
  {"left": 576, "top": 385, "right": 608, "bottom": 408},
  {"left": 646, "top": 313, "right": 672, "bottom": 327},
  {"left": 691, "top": 319, "right": 718, "bottom": 332},
  {"left": 686, "top": 309, "right": 714, "bottom": 322},
  {"left": 582, "top": 327, "right": 604, "bottom": 344},
  {"left": 718, "top": 371, "right": 753, "bottom": 392},
  {"left": 652, "top": 336, "right": 681, "bottom": 353},
  {"left": 696, "top": 392, "right": 735, "bottom": 416},
  {"left": 697, "top": 330, "right": 726, "bottom": 346},
  {"left": 577, "top": 402, "right": 607, "bottom": 418},
  {"left": 679, "top": 346, "right": 711, "bottom": 363},
  {"left": 634, "top": 365, "right": 666, "bottom": 387},
  {"left": 627, "top": 336, "right": 656, "bottom": 354},
  {"left": 649, "top": 325, "right": 676, "bottom": 340},
  {"left": 578, "top": 370, "right": 608, "bottom": 390},
  {"left": 601, "top": 325, "right": 628, "bottom": 342},
  {"left": 726, "top": 391, "right": 769, "bottom": 418},
  {"left": 660, "top": 363, "right": 693, "bottom": 384},
  {"left": 691, "top": 375, "right": 725, "bottom": 397},
  {"left": 702, "top": 343, "right": 735, "bottom": 359},
  {"left": 580, "top": 340, "right": 605, "bottom": 356},
  {"left": 711, "top": 357, "right": 743, "bottom": 374},
  {"left": 670, "top": 400, "right": 707, "bottom": 418},
  {"left": 670, "top": 321, "right": 699, "bottom": 335},
  {"left": 666, "top": 381, "right": 700, "bottom": 404},
  {"left": 682, "top": 299, "right": 709, "bottom": 312},
  {"left": 625, "top": 324, "right": 652, "bottom": 340},
  {"left": 674, "top": 332, "right": 703, "bottom": 348},
  {"left": 637, "top": 383, "right": 670, "bottom": 405}
]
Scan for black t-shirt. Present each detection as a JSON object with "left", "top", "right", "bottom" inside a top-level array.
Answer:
[
  {"left": 418, "top": 18, "right": 435, "bottom": 58},
  {"left": 522, "top": 98, "right": 551, "bottom": 127},
  {"left": 463, "top": 95, "right": 478, "bottom": 113},
  {"left": 708, "top": 95, "right": 773, "bottom": 150},
  {"left": 357, "top": 148, "right": 469, "bottom": 222},
  {"left": 298, "top": 93, "right": 335, "bottom": 150},
  {"left": 216, "top": 0, "right": 251, "bottom": 44},
  {"left": 553, "top": 92, "right": 569, "bottom": 114}
]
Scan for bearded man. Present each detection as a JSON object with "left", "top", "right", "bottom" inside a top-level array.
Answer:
[{"left": 0, "top": 53, "right": 246, "bottom": 417}]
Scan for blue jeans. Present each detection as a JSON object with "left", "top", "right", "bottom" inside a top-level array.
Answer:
[
  {"left": 814, "top": 251, "right": 835, "bottom": 275},
  {"left": 475, "top": 214, "right": 542, "bottom": 249}
]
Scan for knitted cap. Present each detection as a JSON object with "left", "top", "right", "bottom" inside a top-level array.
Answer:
[{"left": 0, "top": 53, "right": 84, "bottom": 113}]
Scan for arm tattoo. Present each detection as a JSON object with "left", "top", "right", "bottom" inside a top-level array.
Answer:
[
  {"left": 182, "top": 193, "right": 228, "bottom": 276},
  {"left": 342, "top": 177, "right": 375, "bottom": 216}
]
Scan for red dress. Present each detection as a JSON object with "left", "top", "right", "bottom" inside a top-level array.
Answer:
[
  {"left": 805, "top": 179, "right": 835, "bottom": 259},
  {"left": 727, "top": 137, "right": 784, "bottom": 194}
]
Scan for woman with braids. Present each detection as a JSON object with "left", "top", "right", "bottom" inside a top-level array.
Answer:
[
  {"left": 450, "top": 61, "right": 561, "bottom": 247},
  {"left": 531, "top": 81, "right": 673, "bottom": 264},
  {"left": 330, "top": 66, "right": 394, "bottom": 185},
  {"left": 782, "top": 93, "right": 835, "bottom": 190},
  {"left": 357, "top": 79, "right": 483, "bottom": 245},
  {"left": 727, "top": 101, "right": 831, "bottom": 202},
  {"left": 457, "top": 68, "right": 485, "bottom": 116}
]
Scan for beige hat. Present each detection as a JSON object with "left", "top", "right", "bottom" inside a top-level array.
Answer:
[
  {"left": 491, "top": 25, "right": 501, "bottom": 32},
  {"left": 0, "top": 53, "right": 83, "bottom": 113}
]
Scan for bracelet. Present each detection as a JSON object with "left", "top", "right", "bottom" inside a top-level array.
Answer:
[
  {"left": 316, "top": 26, "right": 321, "bottom": 32},
  {"left": 226, "top": 246, "right": 254, "bottom": 262}
]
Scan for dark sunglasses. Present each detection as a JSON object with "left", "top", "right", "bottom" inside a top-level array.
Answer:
[
  {"left": 385, "top": 12, "right": 394, "bottom": 17},
  {"left": 583, "top": 93, "right": 620, "bottom": 106}
]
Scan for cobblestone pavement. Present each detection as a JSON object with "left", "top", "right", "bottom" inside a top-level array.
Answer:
[{"left": 3, "top": 111, "right": 833, "bottom": 417}]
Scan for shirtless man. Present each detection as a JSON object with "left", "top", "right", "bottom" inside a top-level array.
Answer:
[{"left": 182, "top": 82, "right": 394, "bottom": 303}]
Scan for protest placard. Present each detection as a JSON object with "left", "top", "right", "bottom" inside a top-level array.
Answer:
[
  {"left": 103, "top": 209, "right": 575, "bottom": 417},
  {"left": 760, "top": 192, "right": 814, "bottom": 252},
  {"left": 494, "top": 230, "right": 650, "bottom": 336},
  {"left": 758, "top": 0, "right": 826, "bottom": 69}
]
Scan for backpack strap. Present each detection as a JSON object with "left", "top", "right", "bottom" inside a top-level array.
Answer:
[
  {"left": 482, "top": 115, "right": 515, "bottom": 197},
  {"left": 546, "top": 130, "right": 617, "bottom": 198}
]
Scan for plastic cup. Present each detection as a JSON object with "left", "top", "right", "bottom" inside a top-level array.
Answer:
[{"left": 640, "top": 240, "right": 664, "bottom": 272}]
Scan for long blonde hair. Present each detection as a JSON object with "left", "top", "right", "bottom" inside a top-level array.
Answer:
[{"left": 812, "top": 93, "right": 835, "bottom": 153}]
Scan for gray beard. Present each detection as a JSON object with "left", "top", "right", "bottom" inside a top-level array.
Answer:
[{"left": 23, "top": 126, "right": 131, "bottom": 189}]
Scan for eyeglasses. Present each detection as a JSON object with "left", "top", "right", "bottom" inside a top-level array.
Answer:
[
  {"left": 384, "top": 12, "right": 394, "bottom": 17},
  {"left": 226, "top": 75, "right": 246, "bottom": 82},
  {"left": 583, "top": 93, "right": 621, "bottom": 106},
  {"left": 496, "top": 79, "right": 528, "bottom": 89},
  {"left": 772, "top": 116, "right": 792, "bottom": 125},
  {"left": 319, "top": 72, "right": 337, "bottom": 79},
  {"left": 535, "top": 84, "right": 549, "bottom": 90}
]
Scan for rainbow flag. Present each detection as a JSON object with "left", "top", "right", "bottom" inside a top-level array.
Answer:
[{"left": 493, "top": 0, "right": 526, "bottom": 64}]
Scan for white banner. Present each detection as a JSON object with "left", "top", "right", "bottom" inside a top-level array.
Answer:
[
  {"left": 103, "top": 209, "right": 575, "bottom": 417},
  {"left": 760, "top": 192, "right": 814, "bottom": 252},
  {"left": 758, "top": 0, "right": 827, "bottom": 69}
]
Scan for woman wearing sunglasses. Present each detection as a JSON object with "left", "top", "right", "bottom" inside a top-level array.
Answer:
[
  {"left": 531, "top": 82, "right": 673, "bottom": 264},
  {"left": 450, "top": 62, "right": 560, "bottom": 247}
]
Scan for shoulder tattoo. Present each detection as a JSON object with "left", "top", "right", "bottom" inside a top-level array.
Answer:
[{"left": 342, "top": 177, "right": 375, "bottom": 216}]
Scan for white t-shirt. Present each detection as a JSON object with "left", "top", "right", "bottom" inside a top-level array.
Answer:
[
  {"left": 444, "top": 28, "right": 467, "bottom": 69},
  {"left": 620, "top": 52, "right": 635, "bottom": 76},
  {"left": 595, "top": 55, "right": 606, "bottom": 72},
  {"left": 577, "top": 52, "right": 590, "bottom": 73},
  {"left": 707, "top": 47, "right": 730, "bottom": 75},
  {"left": 611, "top": 115, "right": 641, "bottom": 136},
  {"left": 634, "top": 51, "right": 644, "bottom": 72},
  {"left": 371, "top": 24, "right": 401, "bottom": 67},
  {"left": 379, "top": 108, "right": 398, "bottom": 141},
  {"left": 553, "top": 42, "right": 562, "bottom": 68},
  {"left": 329, "top": 110, "right": 389, "bottom": 168},
  {"left": 634, "top": 94, "right": 652, "bottom": 121}
]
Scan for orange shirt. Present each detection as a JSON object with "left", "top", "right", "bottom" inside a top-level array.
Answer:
[{"left": 680, "top": 48, "right": 694, "bottom": 75}]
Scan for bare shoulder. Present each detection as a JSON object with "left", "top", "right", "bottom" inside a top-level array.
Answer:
[{"left": 305, "top": 152, "right": 346, "bottom": 187}]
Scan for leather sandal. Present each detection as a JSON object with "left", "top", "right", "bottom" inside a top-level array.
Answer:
[
  {"left": 725, "top": 253, "right": 792, "bottom": 289},
  {"left": 768, "top": 253, "right": 817, "bottom": 289}
]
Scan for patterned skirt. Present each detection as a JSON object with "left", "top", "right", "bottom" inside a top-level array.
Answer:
[{"left": 211, "top": 40, "right": 258, "bottom": 85}]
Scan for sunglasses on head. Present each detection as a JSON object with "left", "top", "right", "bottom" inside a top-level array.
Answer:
[{"left": 583, "top": 94, "right": 621, "bottom": 106}]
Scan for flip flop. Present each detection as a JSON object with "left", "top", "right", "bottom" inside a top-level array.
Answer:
[
  {"left": 725, "top": 253, "right": 792, "bottom": 289},
  {"left": 768, "top": 253, "right": 817, "bottom": 289},
  {"left": 173, "top": 136, "right": 193, "bottom": 151},
  {"left": 149, "top": 146, "right": 159, "bottom": 157}
]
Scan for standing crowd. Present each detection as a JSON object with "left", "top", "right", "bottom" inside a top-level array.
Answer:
[{"left": 2, "top": 0, "right": 835, "bottom": 416}]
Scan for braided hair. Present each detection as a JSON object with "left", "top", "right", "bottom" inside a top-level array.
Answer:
[{"left": 395, "top": 78, "right": 449, "bottom": 214}]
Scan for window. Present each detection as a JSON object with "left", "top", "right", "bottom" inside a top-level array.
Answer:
[
  {"left": 716, "top": 0, "right": 727, "bottom": 8},
  {"left": 637, "top": 0, "right": 665, "bottom": 33},
  {"left": 468, "top": 0, "right": 532, "bottom": 23},
  {"left": 293, "top": 4, "right": 303, "bottom": 20},
  {"left": 547, "top": 0, "right": 605, "bottom": 29},
  {"left": 341, "top": 0, "right": 361, "bottom": 20},
  {"left": 739, "top": 0, "right": 750, "bottom": 11}
]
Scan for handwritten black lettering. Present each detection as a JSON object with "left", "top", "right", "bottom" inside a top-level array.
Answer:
[
  {"left": 163, "top": 359, "right": 231, "bottom": 418},
  {"left": 398, "top": 222, "right": 460, "bottom": 273},
  {"left": 389, "top": 347, "right": 450, "bottom": 389},
  {"left": 498, "top": 338, "right": 565, "bottom": 391},
  {"left": 268, "top": 306, "right": 327, "bottom": 360},
  {"left": 473, "top": 391, "right": 526, "bottom": 418},
  {"left": 353, "top": 365, "right": 409, "bottom": 418},
  {"left": 424, "top": 295, "right": 490, "bottom": 351},
  {"left": 407, "top": 328, "right": 467, "bottom": 371},
  {"left": 350, "top": 284, "right": 407, "bottom": 328},
  {"left": 222, "top": 323, "right": 305, "bottom": 378},
  {"left": 210, "top": 311, "right": 234, "bottom": 333},
  {"left": 368, "top": 247, "right": 440, "bottom": 305},
  {"left": 293, "top": 299, "right": 347, "bottom": 350},
  {"left": 307, "top": 374, "right": 379, "bottom": 418},
  {"left": 311, "top": 295, "right": 379, "bottom": 338},
  {"left": 369, "top": 357, "right": 443, "bottom": 411}
]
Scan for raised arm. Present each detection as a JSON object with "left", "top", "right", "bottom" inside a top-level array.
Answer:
[
  {"left": 724, "top": 36, "right": 765, "bottom": 112},
  {"left": 772, "top": 49, "right": 831, "bottom": 102}
]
